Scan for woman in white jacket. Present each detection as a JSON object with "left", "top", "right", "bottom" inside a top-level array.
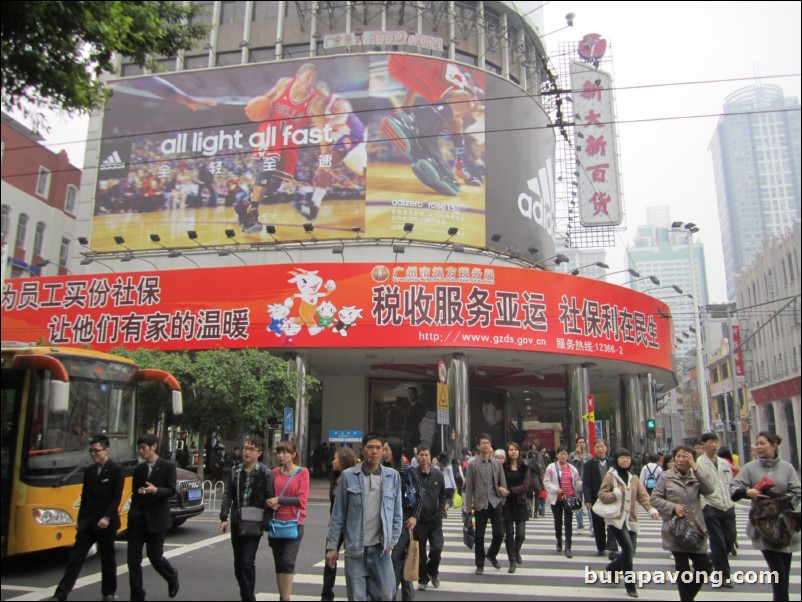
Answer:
[
  {"left": 596, "top": 448, "right": 659, "bottom": 598},
  {"left": 544, "top": 446, "right": 583, "bottom": 558}
]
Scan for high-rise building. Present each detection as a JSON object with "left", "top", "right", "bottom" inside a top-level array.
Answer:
[
  {"left": 628, "top": 208, "right": 709, "bottom": 358},
  {"left": 709, "top": 84, "right": 801, "bottom": 301}
]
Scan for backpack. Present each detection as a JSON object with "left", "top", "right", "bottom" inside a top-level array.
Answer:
[{"left": 645, "top": 466, "right": 657, "bottom": 491}]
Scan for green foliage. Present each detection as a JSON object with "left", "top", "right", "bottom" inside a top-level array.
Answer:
[
  {"left": 1, "top": 1, "right": 209, "bottom": 126},
  {"left": 110, "top": 347, "right": 318, "bottom": 440}
]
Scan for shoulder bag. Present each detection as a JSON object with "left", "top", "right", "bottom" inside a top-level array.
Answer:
[
  {"left": 592, "top": 495, "right": 622, "bottom": 519},
  {"left": 237, "top": 467, "right": 265, "bottom": 537},
  {"left": 668, "top": 509, "right": 704, "bottom": 550},
  {"left": 268, "top": 468, "right": 302, "bottom": 540}
]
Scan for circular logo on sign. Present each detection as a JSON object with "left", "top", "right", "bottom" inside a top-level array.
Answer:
[
  {"left": 371, "top": 265, "right": 390, "bottom": 282},
  {"left": 578, "top": 33, "right": 607, "bottom": 63}
]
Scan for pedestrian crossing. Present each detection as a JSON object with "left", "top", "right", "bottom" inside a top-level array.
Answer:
[{"left": 281, "top": 504, "right": 801, "bottom": 601}]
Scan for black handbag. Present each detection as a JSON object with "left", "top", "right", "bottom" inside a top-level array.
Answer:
[
  {"left": 237, "top": 470, "right": 265, "bottom": 537},
  {"left": 564, "top": 495, "right": 583, "bottom": 511},
  {"left": 668, "top": 513, "right": 704, "bottom": 549}
]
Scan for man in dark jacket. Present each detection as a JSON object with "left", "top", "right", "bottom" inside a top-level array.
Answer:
[
  {"left": 128, "top": 434, "right": 180, "bottom": 601},
  {"left": 51, "top": 435, "right": 124, "bottom": 601},
  {"left": 582, "top": 439, "right": 618, "bottom": 557},
  {"left": 413, "top": 447, "right": 449, "bottom": 591}
]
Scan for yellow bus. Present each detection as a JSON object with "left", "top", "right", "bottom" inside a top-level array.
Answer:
[{"left": 0, "top": 343, "right": 185, "bottom": 557}]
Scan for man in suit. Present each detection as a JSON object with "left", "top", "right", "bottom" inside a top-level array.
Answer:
[
  {"left": 51, "top": 435, "right": 124, "bottom": 601},
  {"left": 582, "top": 438, "right": 618, "bottom": 557},
  {"left": 462, "top": 433, "right": 507, "bottom": 575},
  {"left": 127, "top": 434, "right": 180, "bottom": 601}
]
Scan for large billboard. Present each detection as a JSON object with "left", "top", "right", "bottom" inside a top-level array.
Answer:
[
  {"left": 2, "top": 263, "right": 672, "bottom": 372},
  {"left": 89, "top": 54, "right": 554, "bottom": 256}
]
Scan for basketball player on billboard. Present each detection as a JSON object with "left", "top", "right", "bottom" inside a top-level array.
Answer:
[
  {"left": 380, "top": 55, "right": 484, "bottom": 197},
  {"left": 301, "top": 82, "right": 367, "bottom": 221},
  {"left": 243, "top": 63, "right": 327, "bottom": 231}
]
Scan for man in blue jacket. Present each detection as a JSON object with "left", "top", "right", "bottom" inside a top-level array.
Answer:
[{"left": 326, "top": 433, "right": 402, "bottom": 601}]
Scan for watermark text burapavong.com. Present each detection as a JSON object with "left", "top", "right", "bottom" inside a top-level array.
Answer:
[{"left": 585, "top": 567, "right": 778, "bottom": 589}]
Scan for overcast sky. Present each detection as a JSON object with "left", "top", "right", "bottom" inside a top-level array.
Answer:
[
  {"left": 532, "top": 0, "right": 801, "bottom": 301},
  {"left": 20, "top": 1, "right": 801, "bottom": 303}
]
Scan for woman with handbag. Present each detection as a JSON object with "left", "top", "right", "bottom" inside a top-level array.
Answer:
[
  {"left": 544, "top": 446, "right": 582, "bottom": 558},
  {"left": 383, "top": 437, "right": 421, "bottom": 602},
  {"left": 321, "top": 447, "right": 357, "bottom": 601},
  {"left": 266, "top": 441, "right": 310, "bottom": 601},
  {"left": 649, "top": 445, "right": 716, "bottom": 601},
  {"left": 596, "top": 448, "right": 659, "bottom": 598},
  {"left": 219, "top": 436, "right": 274, "bottom": 602},
  {"left": 501, "top": 442, "right": 530, "bottom": 573},
  {"left": 730, "top": 432, "right": 801, "bottom": 601}
]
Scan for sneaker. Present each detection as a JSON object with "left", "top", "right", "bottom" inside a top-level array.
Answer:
[
  {"left": 431, "top": 577, "right": 440, "bottom": 589},
  {"left": 475, "top": 566, "right": 484, "bottom": 575},
  {"left": 454, "top": 158, "right": 482, "bottom": 186},
  {"left": 243, "top": 222, "right": 263, "bottom": 234},
  {"left": 418, "top": 582, "right": 427, "bottom": 591},
  {"left": 565, "top": 548, "right": 573, "bottom": 559}
]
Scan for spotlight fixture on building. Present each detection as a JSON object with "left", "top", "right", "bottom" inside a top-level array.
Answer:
[
  {"left": 445, "top": 243, "right": 465, "bottom": 262},
  {"left": 569, "top": 261, "right": 609, "bottom": 276},
  {"left": 113, "top": 235, "right": 132, "bottom": 252},
  {"left": 533, "top": 253, "right": 569, "bottom": 270},
  {"left": 402, "top": 223, "right": 414, "bottom": 238},
  {"left": 218, "top": 248, "right": 247, "bottom": 265},
  {"left": 120, "top": 254, "right": 159, "bottom": 270},
  {"left": 225, "top": 229, "right": 239, "bottom": 243},
  {"left": 187, "top": 230, "right": 203, "bottom": 246},
  {"left": 167, "top": 250, "right": 200, "bottom": 268},
  {"left": 35, "top": 259, "right": 71, "bottom": 275},
  {"left": 645, "top": 284, "right": 683, "bottom": 295},
  {"left": 491, "top": 233, "right": 502, "bottom": 242},
  {"left": 80, "top": 257, "right": 116, "bottom": 272},
  {"left": 445, "top": 227, "right": 459, "bottom": 242},
  {"left": 149, "top": 234, "right": 169, "bottom": 250},
  {"left": 265, "top": 225, "right": 278, "bottom": 242},
  {"left": 627, "top": 275, "right": 660, "bottom": 287},
  {"left": 597, "top": 268, "right": 639, "bottom": 281}
]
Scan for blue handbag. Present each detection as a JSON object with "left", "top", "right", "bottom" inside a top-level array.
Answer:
[{"left": 268, "top": 468, "right": 302, "bottom": 540}]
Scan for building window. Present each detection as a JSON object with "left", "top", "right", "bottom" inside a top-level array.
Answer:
[
  {"left": 120, "top": 63, "right": 144, "bottom": 77},
  {"left": 15, "top": 213, "right": 29, "bottom": 250},
  {"left": 184, "top": 54, "right": 209, "bottom": 70},
  {"left": 219, "top": 0, "right": 246, "bottom": 25},
  {"left": 33, "top": 222, "right": 46, "bottom": 257},
  {"left": 65, "top": 185, "right": 78, "bottom": 214},
  {"left": 1, "top": 205, "right": 10, "bottom": 242},
  {"left": 191, "top": 1, "right": 214, "bottom": 25},
  {"left": 59, "top": 237, "right": 70, "bottom": 267},
  {"left": 36, "top": 167, "right": 51, "bottom": 197},
  {"left": 249, "top": 47, "right": 275, "bottom": 63},
  {"left": 216, "top": 50, "right": 242, "bottom": 67}
]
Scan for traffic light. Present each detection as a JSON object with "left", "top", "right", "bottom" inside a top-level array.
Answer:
[{"left": 646, "top": 418, "right": 656, "bottom": 438}]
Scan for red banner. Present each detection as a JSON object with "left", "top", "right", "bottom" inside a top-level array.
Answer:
[
  {"left": 732, "top": 324, "right": 745, "bottom": 377},
  {"left": 1, "top": 263, "right": 673, "bottom": 371}
]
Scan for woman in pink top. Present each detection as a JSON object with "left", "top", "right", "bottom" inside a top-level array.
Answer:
[
  {"left": 267, "top": 441, "right": 310, "bottom": 601},
  {"left": 544, "top": 446, "right": 582, "bottom": 558}
]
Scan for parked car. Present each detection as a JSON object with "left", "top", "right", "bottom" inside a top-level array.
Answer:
[{"left": 170, "top": 467, "right": 204, "bottom": 527}]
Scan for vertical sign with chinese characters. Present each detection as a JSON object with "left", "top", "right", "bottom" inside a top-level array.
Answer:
[{"left": 570, "top": 61, "right": 622, "bottom": 226}]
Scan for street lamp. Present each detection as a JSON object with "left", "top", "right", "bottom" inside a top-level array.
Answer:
[
  {"left": 670, "top": 221, "right": 710, "bottom": 432},
  {"left": 533, "top": 253, "right": 569, "bottom": 270},
  {"left": 644, "top": 284, "right": 683, "bottom": 295}
]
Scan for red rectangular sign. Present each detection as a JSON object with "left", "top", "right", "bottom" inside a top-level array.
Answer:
[{"left": 1, "top": 263, "right": 673, "bottom": 371}]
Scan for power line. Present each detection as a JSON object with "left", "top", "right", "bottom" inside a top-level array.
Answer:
[{"left": 5, "top": 70, "right": 800, "bottom": 157}]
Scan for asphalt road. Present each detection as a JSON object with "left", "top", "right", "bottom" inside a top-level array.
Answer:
[{"left": 2, "top": 501, "right": 799, "bottom": 601}]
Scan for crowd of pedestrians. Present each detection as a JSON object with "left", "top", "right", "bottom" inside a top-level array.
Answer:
[{"left": 48, "top": 430, "right": 798, "bottom": 601}]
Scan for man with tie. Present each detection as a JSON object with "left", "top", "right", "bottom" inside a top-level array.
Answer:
[
  {"left": 127, "top": 434, "right": 180, "bottom": 601},
  {"left": 51, "top": 435, "right": 124, "bottom": 601}
]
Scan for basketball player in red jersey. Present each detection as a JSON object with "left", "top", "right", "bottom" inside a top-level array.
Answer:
[
  {"left": 380, "top": 55, "right": 483, "bottom": 197},
  {"left": 243, "top": 63, "right": 326, "bottom": 230}
]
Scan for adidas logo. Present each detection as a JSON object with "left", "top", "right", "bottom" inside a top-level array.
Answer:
[{"left": 99, "top": 151, "right": 126, "bottom": 171}]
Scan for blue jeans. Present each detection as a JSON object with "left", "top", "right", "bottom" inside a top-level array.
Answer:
[{"left": 345, "top": 544, "right": 396, "bottom": 601}]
